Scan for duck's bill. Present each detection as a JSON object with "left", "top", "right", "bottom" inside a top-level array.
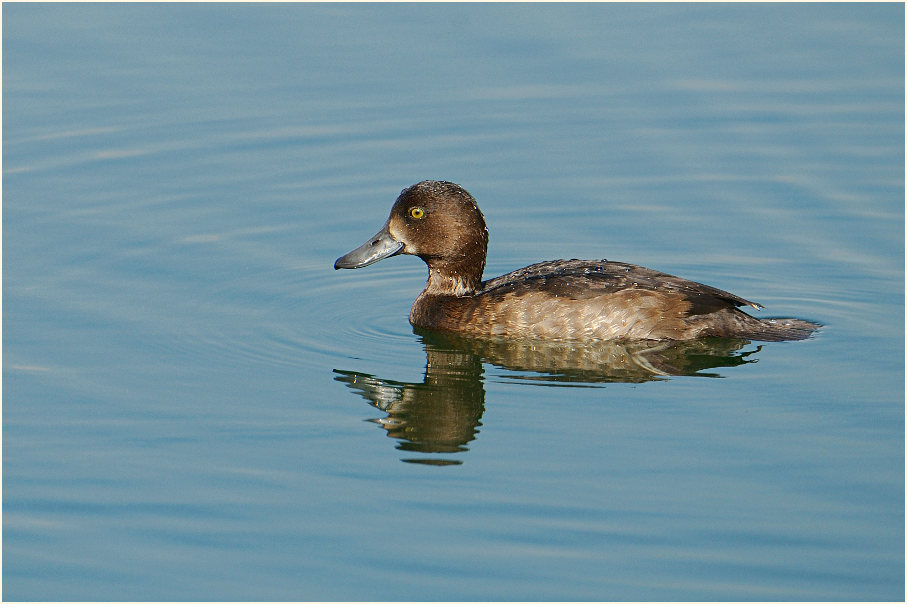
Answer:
[{"left": 334, "top": 224, "right": 404, "bottom": 269}]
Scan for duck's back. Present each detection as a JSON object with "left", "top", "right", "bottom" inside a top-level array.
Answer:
[{"left": 410, "top": 259, "right": 817, "bottom": 341}]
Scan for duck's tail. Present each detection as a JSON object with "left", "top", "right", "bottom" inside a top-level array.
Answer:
[{"left": 738, "top": 317, "right": 822, "bottom": 342}]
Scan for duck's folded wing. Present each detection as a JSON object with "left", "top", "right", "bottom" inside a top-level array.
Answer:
[{"left": 480, "top": 259, "right": 762, "bottom": 316}]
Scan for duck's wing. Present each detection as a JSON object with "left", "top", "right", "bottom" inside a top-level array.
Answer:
[{"left": 480, "top": 259, "right": 762, "bottom": 315}]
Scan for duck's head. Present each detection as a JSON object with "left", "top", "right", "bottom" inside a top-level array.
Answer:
[{"left": 334, "top": 181, "right": 489, "bottom": 293}]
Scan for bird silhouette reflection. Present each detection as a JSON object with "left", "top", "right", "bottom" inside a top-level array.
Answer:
[{"left": 334, "top": 330, "right": 761, "bottom": 464}]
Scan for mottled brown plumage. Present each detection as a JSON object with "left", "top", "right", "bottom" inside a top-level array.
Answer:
[{"left": 335, "top": 181, "right": 820, "bottom": 342}]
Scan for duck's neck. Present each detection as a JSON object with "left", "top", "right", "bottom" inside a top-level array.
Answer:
[
  {"left": 421, "top": 226, "right": 488, "bottom": 297},
  {"left": 423, "top": 262, "right": 484, "bottom": 297}
]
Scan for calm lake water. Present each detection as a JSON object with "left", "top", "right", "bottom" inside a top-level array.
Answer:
[{"left": 3, "top": 3, "right": 904, "bottom": 601}]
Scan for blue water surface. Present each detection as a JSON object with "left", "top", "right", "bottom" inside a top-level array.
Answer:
[{"left": 3, "top": 3, "right": 904, "bottom": 601}]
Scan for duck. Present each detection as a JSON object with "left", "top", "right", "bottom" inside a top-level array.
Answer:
[{"left": 334, "top": 180, "right": 820, "bottom": 341}]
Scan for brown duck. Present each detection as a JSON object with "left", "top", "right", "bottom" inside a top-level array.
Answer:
[{"left": 335, "top": 180, "right": 820, "bottom": 341}]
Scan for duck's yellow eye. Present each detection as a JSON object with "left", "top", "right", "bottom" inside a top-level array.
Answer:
[{"left": 409, "top": 207, "right": 424, "bottom": 219}]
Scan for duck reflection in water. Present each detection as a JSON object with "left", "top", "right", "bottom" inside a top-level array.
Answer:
[{"left": 334, "top": 330, "right": 761, "bottom": 465}]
